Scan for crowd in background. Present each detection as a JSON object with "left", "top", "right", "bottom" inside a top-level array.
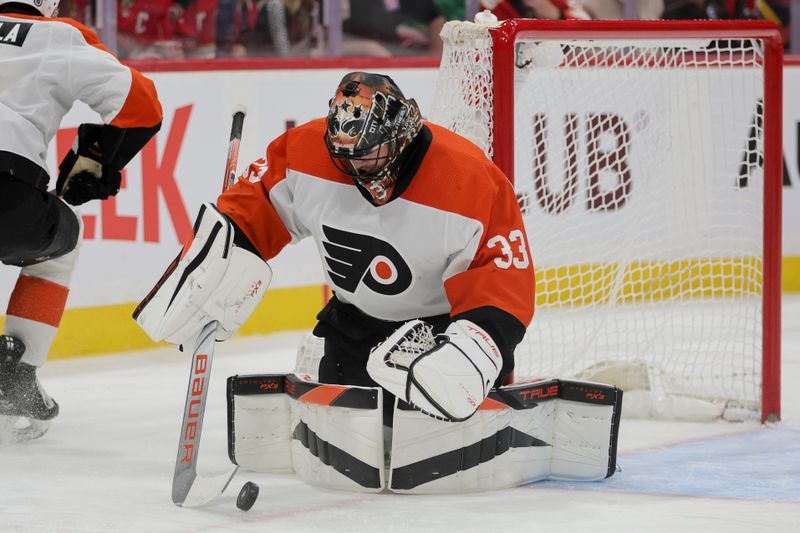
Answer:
[{"left": 58, "top": 0, "right": 793, "bottom": 60}]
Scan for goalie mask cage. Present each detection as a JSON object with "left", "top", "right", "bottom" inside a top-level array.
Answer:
[{"left": 431, "top": 19, "right": 782, "bottom": 422}]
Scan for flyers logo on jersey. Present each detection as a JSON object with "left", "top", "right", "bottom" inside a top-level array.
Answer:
[{"left": 322, "top": 225, "right": 412, "bottom": 296}]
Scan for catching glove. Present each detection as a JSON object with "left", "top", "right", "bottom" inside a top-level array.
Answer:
[{"left": 367, "top": 319, "right": 502, "bottom": 422}]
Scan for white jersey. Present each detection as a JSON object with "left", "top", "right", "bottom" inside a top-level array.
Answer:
[
  {"left": 0, "top": 13, "right": 161, "bottom": 176},
  {"left": 217, "top": 119, "right": 535, "bottom": 328}
]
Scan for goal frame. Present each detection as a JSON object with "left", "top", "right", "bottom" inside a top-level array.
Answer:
[{"left": 482, "top": 19, "right": 783, "bottom": 423}]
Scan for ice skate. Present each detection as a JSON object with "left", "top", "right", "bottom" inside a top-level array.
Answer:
[{"left": 0, "top": 335, "right": 58, "bottom": 443}]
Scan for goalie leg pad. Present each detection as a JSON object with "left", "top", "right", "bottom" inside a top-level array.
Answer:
[
  {"left": 287, "top": 375, "right": 385, "bottom": 492},
  {"left": 227, "top": 374, "right": 386, "bottom": 492},
  {"left": 134, "top": 203, "right": 272, "bottom": 345},
  {"left": 227, "top": 374, "right": 294, "bottom": 472},
  {"left": 388, "top": 379, "right": 622, "bottom": 493},
  {"left": 228, "top": 374, "right": 622, "bottom": 493}
]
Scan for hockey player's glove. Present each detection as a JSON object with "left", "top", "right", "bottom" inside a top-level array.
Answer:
[
  {"left": 57, "top": 124, "right": 123, "bottom": 205},
  {"left": 367, "top": 319, "right": 502, "bottom": 422}
]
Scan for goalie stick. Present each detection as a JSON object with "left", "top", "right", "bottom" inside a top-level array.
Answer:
[
  {"left": 172, "top": 106, "right": 246, "bottom": 508},
  {"left": 222, "top": 106, "right": 245, "bottom": 194}
]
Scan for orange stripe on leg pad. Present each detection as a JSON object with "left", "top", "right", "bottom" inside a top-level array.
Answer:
[
  {"left": 6, "top": 275, "right": 69, "bottom": 328},
  {"left": 478, "top": 397, "right": 509, "bottom": 411},
  {"left": 299, "top": 385, "right": 348, "bottom": 406}
]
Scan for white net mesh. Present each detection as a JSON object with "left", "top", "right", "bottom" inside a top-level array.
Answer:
[
  {"left": 431, "top": 20, "right": 498, "bottom": 158},
  {"left": 382, "top": 321, "right": 437, "bottom": 369},
  {"left": 432, "top": 21, "right": 768, "bottom": 420}
]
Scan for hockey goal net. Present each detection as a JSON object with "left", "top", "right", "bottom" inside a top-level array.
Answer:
[{"left": 431, "top": 19, "right": 782, "bottom": 422}]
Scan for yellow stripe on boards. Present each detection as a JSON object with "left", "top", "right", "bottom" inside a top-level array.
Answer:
[
  {"left": 784, "top": 257, "right": 800, "bottom": 292},
  {"left": 534, "top": 257, "right": 771, "bottom": 307},
  {"left": 1, "top": 258, "right": 798, "bottom": 361},
  {"left": 0, "top": 285, "right": 329, "bottom": 361}
]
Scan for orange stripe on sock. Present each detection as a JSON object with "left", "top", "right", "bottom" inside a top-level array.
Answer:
[{"left": 6, "top": 275, "right": 69, "bottom": 328}]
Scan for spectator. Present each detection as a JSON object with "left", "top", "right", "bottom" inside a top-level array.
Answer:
[
  {"left": 432, "top": 0, "right": 465, "bottom": 20},
  {"left": 533, "top": 0, "right": 591, "bottom": 18},
  {"left": 754, "top": 1, "right": 790, "bottom": 48},
  {"left": 646, "top": 0, "right": 769, "bottom": 22},
  {"left": 343, "top": 0, "right": 445, "bottom": 56},
  {"left": 173, "top": 0, "right": 219, "bottom": 58},
  {"left": 662, "top": 0, "right": 707, "bottom": 19},
  {"left": 118, "top": 0, "right": 182, "bottom": 59},
  {"left": 581, "top": 0, "right": 664, "bottom": 19},
  {"left": 215, "top": 0, "right": 247, "bottom": 57},
  {"left": 477, "top": 0, "right": 590, "bottom": 20},
  {"left": 58, "top": 0, "right": 93, "bottom": 24},
  {"left": 228, "top": 0, "right": 319, "bottom": 57}
]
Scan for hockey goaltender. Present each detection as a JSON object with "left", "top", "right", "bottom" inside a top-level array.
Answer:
[{"left": 135, "top": 72, "right": 622, "bottom": 494}]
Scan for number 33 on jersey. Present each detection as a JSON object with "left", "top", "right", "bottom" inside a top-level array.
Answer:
[{"left": 488, "top": 229, "right": 530, "bottom": 270}]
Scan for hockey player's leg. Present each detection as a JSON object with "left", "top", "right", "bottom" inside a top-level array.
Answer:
[
  {"left": 0, "top": 336, "right": 58, "bottom": 442},
  {"left": 0, "top": 180, "right": 82, "bottom": 441}
]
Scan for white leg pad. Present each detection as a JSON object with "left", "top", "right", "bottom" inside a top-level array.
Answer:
[
  {"left": 227, "top": 375, "right": 621, "bottom": 494},
  {"left": 227, "top": 375, "right": 293, "bottom": 472},
  {"left": 288, "top": 376, "right": 385, "bottom": 493},
  {"left": 551, "top": 399, "right": 619, "bottom": 480},
  {"left": 388, "top": 379, "right": 622, "bottom": 493},
  {"left": 227, "top": 374, "right": 385, "bottom": 492}
]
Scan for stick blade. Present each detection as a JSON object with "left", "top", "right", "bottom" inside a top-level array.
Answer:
[{"left": 177, "top": 466, "right": 239, "bottom": 508}]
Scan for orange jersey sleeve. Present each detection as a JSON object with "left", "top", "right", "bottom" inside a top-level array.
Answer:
[
  {"left": 216, "top": 131, "right": 294, "bottom": 261},
  {"left": 443, "top": 167, "right": 535, "bottom": 328},
  {"left": 405, "top": 123, "right": 535, "bottom": 328}
]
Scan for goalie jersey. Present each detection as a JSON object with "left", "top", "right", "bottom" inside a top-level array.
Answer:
[{"left": 217, "top": 119, "right": 535, "bottom": 376}]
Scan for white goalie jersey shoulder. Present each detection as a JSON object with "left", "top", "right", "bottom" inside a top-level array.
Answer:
[
  {"left": 367, "top": 319, "right": 502, "bottom": 422},
  {"left": 135, "top": 203, "right": 272, "bottom": 345}
]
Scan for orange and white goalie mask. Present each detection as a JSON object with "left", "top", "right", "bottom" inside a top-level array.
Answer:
[{"left": 324, "top": 72, "right": 423, "bottom": 205}]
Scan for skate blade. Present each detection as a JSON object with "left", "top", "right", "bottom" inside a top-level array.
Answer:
[{"left": 0, "top": 414, "right": 50, "bottom": 443}]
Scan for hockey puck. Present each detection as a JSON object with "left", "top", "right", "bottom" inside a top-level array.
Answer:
[{"left": 236, "top": 481, "right": 259, "bottom": 511}]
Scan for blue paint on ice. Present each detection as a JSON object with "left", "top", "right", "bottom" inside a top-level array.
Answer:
[{"left": 537, "top": 425, "right": 800, "bottom": 501}]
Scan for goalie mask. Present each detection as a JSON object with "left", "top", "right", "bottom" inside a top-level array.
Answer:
[
  {"left": 0, "top": 0, "right": 60, "bottom": 16},
  {"left": 325, "top": 72, "right": 423, "bottom": 204}
]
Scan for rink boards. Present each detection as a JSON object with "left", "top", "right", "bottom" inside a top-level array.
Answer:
[{"left": 0, "top": 60, "right": 799, "bottom": 359}]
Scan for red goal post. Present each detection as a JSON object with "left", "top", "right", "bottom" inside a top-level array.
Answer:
[{"left": 431, "top": 19, "right": 782, "bottom": 422}]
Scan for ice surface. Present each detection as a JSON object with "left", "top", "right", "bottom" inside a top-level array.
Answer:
[{"left": 1, "top": 298, "right": 800, "bottom": 532}]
